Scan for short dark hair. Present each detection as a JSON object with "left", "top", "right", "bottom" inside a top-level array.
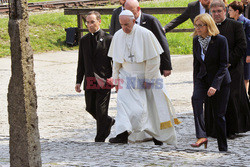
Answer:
[
  {"left": 86, "top": 11, "right": 101, "bottom": 20},
  {"left": 210, "top": 0, "right": 226, "bottom": 9},
  {"left": 228, "top": 1, "right": 244, "bottom": 14}
]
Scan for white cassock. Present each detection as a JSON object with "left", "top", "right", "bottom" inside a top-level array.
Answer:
[{"left": 108, "top": 24, "right": 181, "bottom": 146}]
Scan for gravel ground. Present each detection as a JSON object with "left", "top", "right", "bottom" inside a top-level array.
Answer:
[{"left": 0, "top": 50, "right": 249, "bottom": 167}]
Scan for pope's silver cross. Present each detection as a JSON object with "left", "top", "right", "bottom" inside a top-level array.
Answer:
[{"left": 128, "top": 54, "right": 134, "bottom": 62}]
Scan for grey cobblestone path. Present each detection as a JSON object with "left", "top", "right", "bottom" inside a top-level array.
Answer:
[{"left": 0, "top": 50, "right": 249, "bottom": 166}]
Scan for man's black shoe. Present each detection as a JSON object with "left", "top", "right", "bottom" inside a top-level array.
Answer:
[
  {"left": 227, "top": 133, "right": 236, "bottom": 139},
  {"left": 104, "top": 118, "right": 115, "bottom": 139},
  {"left": 219, "top": 149, "right": 228, "bottom": 152},
  {"left": 95, "top": 118, "right": 115, "bottom": 142},
  {"left": 153, "top": 138, "right": 163, "bottom": 145},
  {"left": 95, "top": 138, "right": 105, "bottom": 142}
]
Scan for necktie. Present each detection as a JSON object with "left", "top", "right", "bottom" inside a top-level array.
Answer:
[{"left": 205, "top": 8, "right": 209, "bottom": 14}]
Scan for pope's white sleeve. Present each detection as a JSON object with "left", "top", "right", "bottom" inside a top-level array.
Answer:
[
  {"left": 145, "top": 56, "right": 160, "bottom": 83},
  {"left": 113, "top": 62, "right": 122, "bottom": 85}
]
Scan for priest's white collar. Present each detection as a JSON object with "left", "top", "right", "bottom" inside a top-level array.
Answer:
[
  {"left": 199, "top": 2, "right": 206, "bottom": 14},
  {"left": 216, "top": 18, "right": 226, "bottom": 25},
  {"left": 91, "top": 28, "right": 100, "bottom": 35}
]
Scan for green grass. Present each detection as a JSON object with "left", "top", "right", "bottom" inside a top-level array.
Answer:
[
  {"left": 0, "top": 12, "right": 78, "bottom": 57},
  {"left": 29, "top": 12, "right": 77, "bottom": 53},
  {"left": 0, "top": 17, "right": 10, "bottom": 57},
  {"left": 0, "top": 0, "right": 234, "bottom": 57}
]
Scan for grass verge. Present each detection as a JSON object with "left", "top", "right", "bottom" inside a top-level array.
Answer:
[{"left": 0, "top": 0, "right": 234, "bottom": 57}]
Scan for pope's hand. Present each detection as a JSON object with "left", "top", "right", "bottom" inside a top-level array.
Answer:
[
  {"left": 207, "top": 87, "right": 216, "bottom": 97},
  {"left": 75, "top": 84, "right": 81, "bottom": 93}
]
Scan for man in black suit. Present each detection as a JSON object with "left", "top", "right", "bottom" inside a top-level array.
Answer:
[
  {"left": 125, "top": 0, "right": 172, "bottom": 77},
  {"left": 163, "top": 0, "right": 211, "bottom": 33},
  {"left": 241, "top": 0, "right": 250, "bottom": 19},
  {"left": 75, "top": 11, "right": 114, "bottom": 142},
  {"left": 206, "top": 0, "right": 250, "bottom": 139},
  {"left": 109, "top": 0, "right": 126, "bottom": 35}
]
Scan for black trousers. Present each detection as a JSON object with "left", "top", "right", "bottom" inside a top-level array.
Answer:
[
  {"left": 192, "top": 79, "right": 230, "bottom": 151},
  {"left": 85, "top": 89, "right": 112, "bottom": 142}
]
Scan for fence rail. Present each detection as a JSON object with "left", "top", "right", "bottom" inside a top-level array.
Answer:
[
  {"left": 0, "top": 0, "right": 8, "bottom": 3},
  {"left": 64, "top": 7, "right": 194, "bottom": 41},
  {"left": 0, "top": 0, "right": 110, "bottom": 13},
  {"left": 64, "top": 7, "right": 187, "bottom": 15}
]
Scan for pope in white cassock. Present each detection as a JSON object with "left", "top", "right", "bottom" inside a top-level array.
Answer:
[{"left": 108, "top": 10, "right": 181, "bottom": 146}]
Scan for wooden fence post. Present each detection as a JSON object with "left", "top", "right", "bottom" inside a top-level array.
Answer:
[{"left": 77, "top": 14, "right": 83, "bottom": 42}]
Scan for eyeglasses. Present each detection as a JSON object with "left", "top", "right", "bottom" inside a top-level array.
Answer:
[
  {"left": 211, "top": 10, "right": 223, "bottom": 14},
  {"left": 194, "top": 24, "right": 207, "bottom": 29}
]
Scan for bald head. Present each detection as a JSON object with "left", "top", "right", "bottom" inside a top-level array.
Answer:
[
  {"left": 124, "top": 0, "right": 141, "bottom": 19},
  {"left": 125, "top": 0, "right": 139, "bottom": 6}
]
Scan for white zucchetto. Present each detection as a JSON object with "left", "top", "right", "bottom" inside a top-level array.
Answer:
[{"left": 119, "top": 10, "right": 135, "bottom": 19}]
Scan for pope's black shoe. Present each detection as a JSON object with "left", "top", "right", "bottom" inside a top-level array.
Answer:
[
  {"left": 153, "top": 138, "right": 163, "bottom": 146},
  {"left": 109, "top": 131, "right": 128, "bottom": 144}
]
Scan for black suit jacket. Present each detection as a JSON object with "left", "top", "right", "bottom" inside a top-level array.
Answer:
[
  {"left": 76, "top": 29, "right": 113, "bottom": 90},
  {"left": 109, "top": 6, "right": 122, "bottom": 35},
  {"left": 193, "top": 35, "right": 231, "bottom": 90},
  {"left": 217, "top": 18, "right": 247, "bottom": 68},
  {"left": 140, "top": 12, "right": 172, "bottom": 71},
  {"left": 243, "top": 3, "right": 250, "bottom": 19},
  {"left": 164, "top": 0, "right": 200, "bottom": 32}
]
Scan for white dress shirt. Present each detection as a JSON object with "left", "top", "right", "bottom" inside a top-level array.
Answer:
[{"left": 199, "top": 2, "right": 206, "bottom": 14}]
